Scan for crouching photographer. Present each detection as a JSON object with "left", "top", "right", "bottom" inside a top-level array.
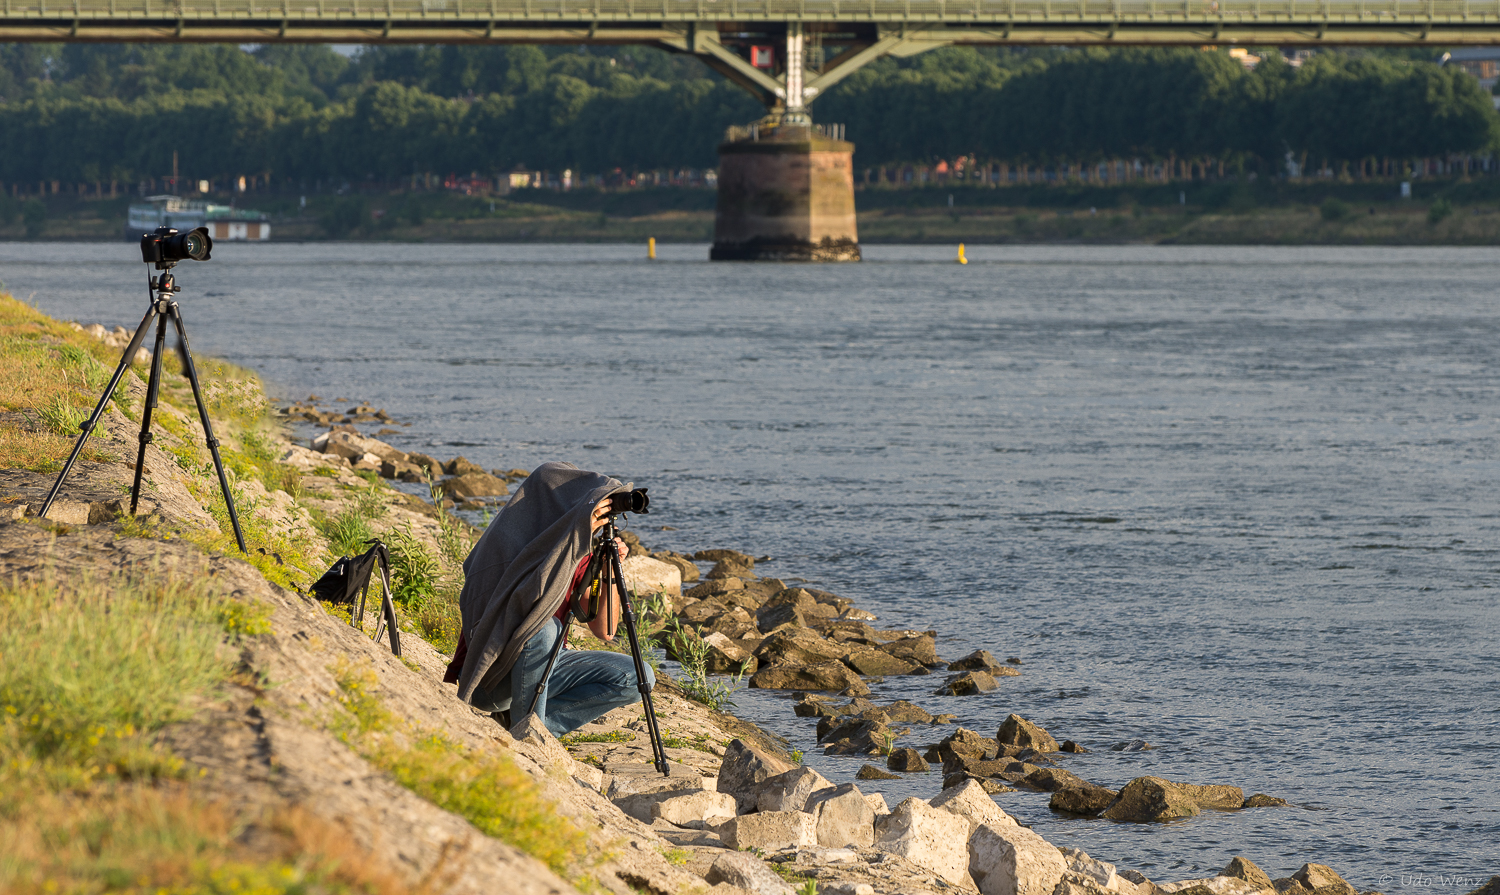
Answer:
[{"left": 444, "top": 461, "right": 656, "bottom": 739}]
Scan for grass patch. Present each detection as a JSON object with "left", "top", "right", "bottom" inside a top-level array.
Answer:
[
  {"left": 560, "top": 730, "right": 635, "bottom": 746},
  {"left": 0, "top": 571, "right": 233, "bottom": 788},
  {"left": 329, "top": 659, "right": 597, "bottom": 885},
  {"left": 663, "top": 618, "right": 746, "bottom": 712}
]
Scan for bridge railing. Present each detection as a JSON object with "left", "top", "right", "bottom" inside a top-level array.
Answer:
[{"left": 2, "top": 0, "right": 1495, "bottom": 20}]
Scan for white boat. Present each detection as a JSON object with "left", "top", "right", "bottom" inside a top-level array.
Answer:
[{"left": 126, "top": 195, "right": 270, "bottom": 242}]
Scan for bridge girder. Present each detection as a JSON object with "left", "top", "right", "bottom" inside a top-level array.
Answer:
[{"left": 5, "top": 0, "right": 1500, "bottom": 118}]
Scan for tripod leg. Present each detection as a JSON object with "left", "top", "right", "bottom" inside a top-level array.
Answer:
[
  {"left": 167, "top": 304, "right": 247, "bottom": 553},
  {"left": 128, "top": 313, "right": 170, "bottom": 514},
  {"left": 39, "top": 303, "right": 158, "bottom": 519},
  {"left": 609, "top": 546, "right": 670, "bottom": 776}
]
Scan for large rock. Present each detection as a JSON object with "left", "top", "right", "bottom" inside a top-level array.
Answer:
[
  {"left": 1100, "top": 777, "right": 1201, "bottom": 822},
  {"left": 719, "top": 811, "right": 817, "bottom": 851},
  {"left": 997, "top": 714, "right": 1059, "bottom": 753},
  {"left": 755, "top": 766, "right": 833, "bottom": 813},
  {"left": 755, "top": 627, "right": 847, "bottom": 667},
  {"left": 1179, "top": 782, "right": 1246, "bottom": 811},
  {"left": 1221, "top": 857, "right": 1275, "bottom": 890},
  {"left": 756, "top": 588, "right": 818, "bottom": 633},
  {"left": 948, "top": 649, "right": 1011, "bottom": 673},
  {"left": 316, "top": 429, "right": 407, "bottom": 464},
  {"left": 934, "top": 670, "right": 999, "bottom": 696},
  {"left": 705, "top": 852, "right": 796, "bottom": 895},
  {"left": 717, "top": 738, "right": 796, "bottom": 813},
  {"left": 1048, "top": 784, "right": 1118, "bottom": 817},
  {"left": 877, "top": 634, "right": 941, "bottom": 666},
  {"left": 686, "top": 577, "right": 744, "bottom": 600},
  {"left": 1024, "top": 767, "right": 1091, "bottom": 793},
  {"left": 843, "top": 645, "right": 920, "bottom": 676},
  {"left": 820, "top": 718, "right": 901, "bottom": 756},
  {"left": 807, "top": 783, "right": 876, "bottom": 848},
  {"left": 937, "top": 728, "right": 1000, "bottom": 763},
  {"left": 439, "top": 471, "right": 509, "bottom": 498},
  {"left": 652, "top": 551, "right": 701, "bottom": 583},
  {"left": 1060, "top": 847, "right": 1118, "bottom": 891},
  {"left": 621, "top": 554, "right": 683, "bottom": 599},
  {"left": 651, "top": 790, "right": 738, "bottom": 827},
  {"left": 702, "top": 631, "right": 758, "bottom": 674},
  {"left": 887, "top": 747, "right": 930, "bottom": 772},
  {"left": 695, "top": 548, "right": 755, "bottom": 564},
  {"left": 1292, "top": 864, "right": 1355, "bottom": 895},
  {"left": 750, "top": 662, "right": 870, "bottom": 696},
  {"left": 708, "top": 556, "right": 757, "bottom": 579},
  {"left": 968, "top": 822, "right": 1067, "bottom": 895},
  {"left": 930, "top": 778, "right": 1018, "bottom": 833},
  {"left": 873, "top": 797, "right": 973, "bottom": 887},
  {"left": 444, "top": 456, "right": 484, "bottom": 476},
  {"left": 883, "top": 700, "right": 936, "bottom": 724}
]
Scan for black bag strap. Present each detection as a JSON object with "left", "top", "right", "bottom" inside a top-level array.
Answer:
[{"left": 364, "top": 540, "right": 402, "bottom": 658}]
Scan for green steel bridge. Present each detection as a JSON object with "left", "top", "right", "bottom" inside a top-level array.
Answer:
[{"left": 4, "top": 0, "right": 1497, "bottom": 118}]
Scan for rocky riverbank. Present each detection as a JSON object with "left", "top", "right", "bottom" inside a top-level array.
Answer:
[{"left": 2, "top": 290, "right": 1494, "bottom": 895}]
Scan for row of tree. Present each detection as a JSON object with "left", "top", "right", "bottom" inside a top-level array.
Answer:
[{"left": 0, "top": 43, "right": 1495, "bottom": 186}]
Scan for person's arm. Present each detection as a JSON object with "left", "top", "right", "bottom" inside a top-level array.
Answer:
[{"left": 588, "top": 536, "right": 628, "bottom": 641}]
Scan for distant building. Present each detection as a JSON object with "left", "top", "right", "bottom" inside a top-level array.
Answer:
[
  {"left": 1444, "top": 48, "right": 1500, "bottom": 104},
  {"left": 126, "top": 195, "right": 270, "bottom": 242}
]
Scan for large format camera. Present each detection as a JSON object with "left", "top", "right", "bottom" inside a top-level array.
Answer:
[{"left": 140, "top": 225, "right": 212, "bottom": 267}]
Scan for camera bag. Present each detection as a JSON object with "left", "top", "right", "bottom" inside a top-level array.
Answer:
[{"left": 311, "top": 539, "right": 402, "bottom": 657}]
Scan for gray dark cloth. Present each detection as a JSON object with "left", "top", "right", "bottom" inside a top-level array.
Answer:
[{"left": 453, "top": 461, "right": 626, "bottom": 705}]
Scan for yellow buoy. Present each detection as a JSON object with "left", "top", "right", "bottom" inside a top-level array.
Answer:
[
  {"left": 648, "top": 237, "right": 656, "bottom": 260},
  {"left": 957, "top": 243, "right": 968, "bottom": 265}
]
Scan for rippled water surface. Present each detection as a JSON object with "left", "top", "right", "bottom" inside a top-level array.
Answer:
[{"left": 6, "top": 242, "right": 1499, "bottom": 886}]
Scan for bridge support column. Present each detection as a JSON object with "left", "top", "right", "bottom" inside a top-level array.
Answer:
[{"left": 711, "top": 125, "right": 859, "bottom": 262}]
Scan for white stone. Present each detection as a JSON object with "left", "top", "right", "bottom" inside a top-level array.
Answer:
[
  {"left": 621, "top": 554, "right": 682, "bottom": 599},
  {"left": 571, "top": 763, "right": 604, "bottom": 792},
  {"left": 864, "top": 792, "right": 890, "bottom": 815},
  {"left": 873, "top": 797, "right": 973, "bottom": 887},
  {"left": 720, "top": 811, "right": 818, "bottom": 851},
  {"left": 822, "top": 884, "right": 876, "bottom": 895},
  {"left": 968, "top": 822, "right": 1067, "bottom": 895},
  {"left": 807, "top": 783, "right": 876, "bottom": 848},
  {"left": 756, "top": 766, "right": 833, "bottom": 813},
  {"left": 1157, "top": 878, "right": 1269, "bottom": 895},
  {"left": 651, "top": 790, "right": 738, "bottom": 827},
  {"left": 704, "top": 851, "right": 796, "bottom": 895},
  {"left": 794, "top": 847, "right": 860, "bottom": 865},
  {"left": 1061, "top": 847, "right": 1119, "bottom": 891},
  {"left": 931, "top": 779, "right": 1018, "bottom": 834},
  {"left": 32, "top": 499, "right": 90, "bottom": 525}
]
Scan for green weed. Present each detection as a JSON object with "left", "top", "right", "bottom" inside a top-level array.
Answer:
[
  {"left": 0, "top": 572, "right": 231, "bottom": 788},
  {"left": 663, "top": 617, "right": 745, "bottom": 712},
  {"left": 329, "top": 660, "right": 597, "bottom": 885},
  {"left": 560, "top": 730, "right": 635, "bottom": 745}
]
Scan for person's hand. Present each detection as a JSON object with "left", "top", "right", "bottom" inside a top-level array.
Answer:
[
  {"left": 614, "top": 536, "right": 628, "bottom": 562},
  {"left": 591, "top": 498, "right": 611, "bottom": 532}
]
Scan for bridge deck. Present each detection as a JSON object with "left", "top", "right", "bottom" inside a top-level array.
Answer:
[{"left": 4, "top": 0, "right": 1500, "bottom": 43}]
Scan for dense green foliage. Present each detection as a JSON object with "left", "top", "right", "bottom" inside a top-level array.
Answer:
[{"left": 0, "top": 43, "right": 1494, "bottom": 184}]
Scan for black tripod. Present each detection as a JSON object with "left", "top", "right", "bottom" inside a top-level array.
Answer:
[
  {"left": 38, "top": 266, "right": 246, "bottom": 553},
  {"left": 530, "top": 513, "right": 670, "bottom": 776}
]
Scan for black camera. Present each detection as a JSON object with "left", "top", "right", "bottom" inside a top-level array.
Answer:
[
  {"left": 141, "top": 226, "right": 212, "bottom": 267},
  {"left": 608, "top": 488, "right": 649, "bottom": 515}
]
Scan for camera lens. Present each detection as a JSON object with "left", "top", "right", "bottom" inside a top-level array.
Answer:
[
  {"left": 609, "top": 488, "right": 649, "bottom": 515},
  {"left": 164, "top": 227, "right": 212, "bottom": 262}
]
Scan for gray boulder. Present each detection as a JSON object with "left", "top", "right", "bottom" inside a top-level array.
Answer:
[
  {"left": 754, "top": 766, "right": 833, "bottom": 813},
  {"left": 808, "top": 782, "right": 877, "bottom": 848},
  {"left": 705, "top": 851, "right": 796, "bottom": 895},
  {"left": 717, "top": 738, "right": 795, "bottom": 813},
  {"left": 934, "top": 670, "right": 999, "bottom": 695},
  {"left": 709, "top": 557, "right": 757, "bottom": 579},
  {"left": 1100, "top": 777, "right": 1201, "bottom": 822},
  {"left": 887, "top": 747, "right": 930, "bottom": 772},
  {"left": 750, "top": 662, "right": 870, "bottom": 696},
  {"left": 440, "top": 471, "right": 509, "bottom": 498},
  {"left": 1222, "top": 856, "right": 1276, "bottom": 890},
  {"left": 754, "top": 627, "right": 846, "bottom": 667},
  {"left": 997, "top": 714, "right": 1059, "bottom": 753},
  {"left": 1048, "top": 783, "right": 1119, "bottom": 817},
  {"left": 878, "top": 634, "right": 941, "bottom": 666}
]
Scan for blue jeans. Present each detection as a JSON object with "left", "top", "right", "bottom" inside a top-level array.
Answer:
[{"left": 472, "top": 617, "right": 653, "bottom": 738}]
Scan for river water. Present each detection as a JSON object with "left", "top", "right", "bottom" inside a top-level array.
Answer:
[{"left": 5, "top": 242, "right": 1498, "bottom": 887}]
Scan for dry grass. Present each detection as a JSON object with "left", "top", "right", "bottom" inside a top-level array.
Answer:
[{"left": 0, "top": 786, "right": 413, "bottom": 894}]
